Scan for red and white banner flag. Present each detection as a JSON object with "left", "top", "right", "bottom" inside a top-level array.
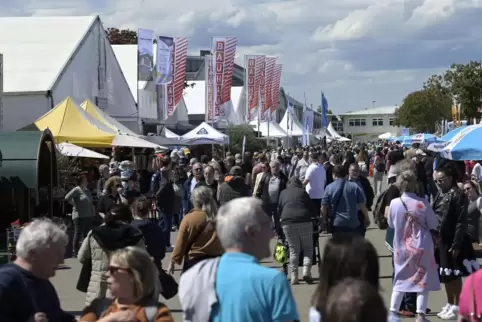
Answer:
[
  {"left": 270, "top": 64, "right": 282, "bottom": 116},
  {"left": 166, "top": 37, "right": 188, "bottom": 117},
  {"left": 261, "top": 57, "right": 276, "bottom": 122},
  {"left": 244, "top": 55, "right": 264, "bottom": 122},
  {"left": 206, "top": 37, "right": 237, "bottom": 122}
]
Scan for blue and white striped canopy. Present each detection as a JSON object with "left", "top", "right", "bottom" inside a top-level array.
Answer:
[
  {"left": 440, "top": 126, "right": 468, "bottom": 142},
  {"left": 401, "top": 133, "right": 439, "bottom": 146},
  {"left": 440, "top": 124, "right": 482, "bottom": 160}
]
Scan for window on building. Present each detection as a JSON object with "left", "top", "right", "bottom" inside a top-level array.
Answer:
[
  {"left": 348, "top": 118, "right": 366, "bottom": 127},
  {"left": 372, "top": 118, "right": 384, "bottom": 126},
  {"left": 333, "top": 122, "right": 344, "bottom": 132},
  {"left": 389, "top": 118, "right": 395, "bottom": 126}
]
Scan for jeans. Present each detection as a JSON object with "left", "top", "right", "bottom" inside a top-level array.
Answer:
[
  {"left": 391, "top": 254, "right": 417, "bottom": 312},
  {"left": 373, "top": 171, "right": 383, "bottom": 196},
  {"left": 73, "top": 217, "right": 92, "bottom": 254},
  {"left": 332, "top": 225, "right": 363, "bottom": 238},
  {"left": 160, "top": 212, "right": 173, "bottom": 247}
]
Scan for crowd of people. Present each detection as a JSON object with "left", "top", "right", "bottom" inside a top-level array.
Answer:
[{"left": 0, "top": 140, "right": 482, "bottom": 322}]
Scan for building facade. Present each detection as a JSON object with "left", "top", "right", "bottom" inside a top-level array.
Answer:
[{"left": 338, "top": 106, "right": 399, "bottom": 141}]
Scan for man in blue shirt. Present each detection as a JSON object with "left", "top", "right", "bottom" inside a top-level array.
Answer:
[
  {"left": 321, "top": 165, "right": 369, "bottom": 236},
  {"left": 179, "top": 197, "right": 299, "bottom": 322}
]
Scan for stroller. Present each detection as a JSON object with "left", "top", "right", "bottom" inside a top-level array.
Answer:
[{"left": 275, "top": 218, "right": 322, "bottom": 277}]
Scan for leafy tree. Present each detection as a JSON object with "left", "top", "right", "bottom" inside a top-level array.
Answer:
[
  {"left": 442, "top": 61, "right": 482, "bottom": 121},
  {"left": 106, "top": 28, "right": 138, "bottom": 44},
  {"left": 316, "top": 106, "right": 333, "bottom": 114},
  {"left": 393, "top": 88, "right": 451, "bottom": 133},
  {"left": 105, "top": 28, "right": 191, "bottom": 90},
  {"left": 228, "top": 125, "right": 266, "bottom": 154}
]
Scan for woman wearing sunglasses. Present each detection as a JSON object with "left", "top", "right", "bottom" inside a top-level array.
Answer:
[
  {"left": 432, "top": 166, "right": 480, "bottom": 320},
  {"left": 77, "top": 205, "right": 146, "bottom": 306},
  {"left": 462, "top": 180, "right": 482, "bottom": 246},
  {"left": 79, "top": 247, "right": 174, "bottom": 322}
]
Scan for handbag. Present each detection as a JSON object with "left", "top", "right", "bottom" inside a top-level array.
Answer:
[
  {"left": 158, "top": 268, "right": 178, "bottom": 300},
  {"left": 76, "top": 256, "right": 92, "bottom": 292}
]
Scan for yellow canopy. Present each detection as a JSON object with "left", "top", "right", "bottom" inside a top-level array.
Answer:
[
  {"left": 80, "top": 99, "right": 138, "bottom": 135},
  {"left": 32, "top": 97, "right": 116, "bottom": 147}
]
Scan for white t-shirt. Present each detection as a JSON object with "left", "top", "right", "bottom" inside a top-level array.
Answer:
[
  {"left": 305, "top": 162, "right": 326, "bottom": 199},
  {"left": 309, "top": 307, "right": 320, "bottom": 322}
]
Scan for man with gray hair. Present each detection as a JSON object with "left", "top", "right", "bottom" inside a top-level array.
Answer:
[
  {"left": 0, "top": 219, "right": 75, "bottom": 321},
  {"left": 255, "top": 160, "right": 288, "bottom": 236},
  {"left": 179, "top": 197, "right": 299, "bottom": 322}
]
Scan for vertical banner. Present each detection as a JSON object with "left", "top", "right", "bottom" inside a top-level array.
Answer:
[
  {"left": 205, "top": 55, "right": 215, "bottom": 122},
  {"left": 171, "top": 37, "right": 188, "bottom": 117},
  {"left": 261, "top": 57, "right": 276, "bottom": 122},
  {"left": 156, "top": 36, "right": 174, "bottom": 84},
  {"left": 0, "top": 54, "right": 3, "bottom": 132},
  {"left": 244, "top": 55, "right": 261, "bottom": 122},
  {"left": 137, "top": 29, "right": 154, "bottom": 82},
  {"left": 206, "top": 37, "right": 237, "bottom": 123},
  {"left": 270, "top": 64, "right": 282, "bottom": 119}
]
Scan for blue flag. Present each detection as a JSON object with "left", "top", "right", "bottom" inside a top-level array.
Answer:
[{"left": 321, "top": 92, "right": 328, "bottom": 128}]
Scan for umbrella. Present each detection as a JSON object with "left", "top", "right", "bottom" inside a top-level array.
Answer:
[
  {"left": 439, "top": 124, "right": 482, "bottom": 160},
  {"left": 440, "top": 126, "right": 468, "bottom": 142},
  {"left": 378, "top": 132, "right": 393, "bottom": 140},
  {"left": 56, "top": 143, "right": 109, "bottom": 159},
  {"left": 401, "top": 133, "right": 439, "bottom": 146}
]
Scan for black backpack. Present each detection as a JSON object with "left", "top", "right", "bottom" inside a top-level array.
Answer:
[{"left": 373, "top": 185, "right": 398, "bottom": 229}]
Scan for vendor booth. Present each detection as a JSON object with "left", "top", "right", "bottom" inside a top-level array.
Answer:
[{"left": 0, "top": 129, "right": 58, "bottom": 225}]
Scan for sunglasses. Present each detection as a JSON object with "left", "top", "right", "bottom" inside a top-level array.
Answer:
[
  {"left": 193, "top": 168, "right": 202, "bottom": 172},
  {"left": 115, "top": 184, "right": 123, "bottom": 188},
  {"left": 107, "top": 265, "right": 131, "bottom": 275}
]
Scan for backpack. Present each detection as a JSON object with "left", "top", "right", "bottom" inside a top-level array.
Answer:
[
  {"left": 95, "top": 298, "right": 158, "bottom": 322},
  {"left": 373, "top": 185, "right": 398, "bottom": 230},
  {"left": 374, "top": 156, "right": 385, "bottom": 172}
]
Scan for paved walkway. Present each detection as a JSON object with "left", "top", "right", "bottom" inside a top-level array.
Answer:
[
  {"left": 52, "top": 178, "right": 453, "bottom": 321},
  {"left": 54, "top": 227, "right": 452, "bottom": 321}
]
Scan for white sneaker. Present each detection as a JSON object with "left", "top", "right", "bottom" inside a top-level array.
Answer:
[
  {"left": 440, "top": 306, "right": 458, "bottom": 320},
  {"left": 437, "top": 304, "right": 451, "bottom": 318}
]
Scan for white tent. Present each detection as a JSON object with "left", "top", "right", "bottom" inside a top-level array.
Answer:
[
  {"left": 378, "top": 132, "right": 394, "bottom": 139},
  {"left": 165, "top": 128, "right": 181, "bottom": 139},
  {"left": 56, "top": 143, "right": 109, "bottom": 159},
  {"left": 249, "top": 120, "right": 287, "bottom": 138},
  {"left": 279, "top": 112, "right": 304, "bottom": 136},
  {"left": 181, "top": 122, "right": 229, "bottom": 145},
  {"left": 327, "top": 122, "right": 343, "bottom": 138}
]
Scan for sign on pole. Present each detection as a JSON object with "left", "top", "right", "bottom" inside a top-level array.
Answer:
[{"left": 0, "top": 54, "right": 3, "bottom": 132}]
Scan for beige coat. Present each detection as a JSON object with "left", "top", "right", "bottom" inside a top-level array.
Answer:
[{"left": 78, "top": 228, "right": 145, "bottom": 305}]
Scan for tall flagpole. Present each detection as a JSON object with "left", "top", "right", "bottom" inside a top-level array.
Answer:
[
  {"left": 257, "top": 88, "right": 261, "bottom": 138},
  {"left": 286, "top": 93, "right": 289, "bottom": 148}
]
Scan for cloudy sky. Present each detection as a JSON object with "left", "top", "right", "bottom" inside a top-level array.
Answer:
[{"left": 6, "top": 0, "right": 482, "bottom": 114}]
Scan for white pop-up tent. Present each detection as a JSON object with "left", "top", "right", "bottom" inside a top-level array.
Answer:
[
  {"left": 181, "top": 122, "right": 229, "bottom": 145},
  {"left": 165, "top": 128, "right": 181, "bottom": 139},
  {"left": 279, "top": 112, "right": 304, "bottom": 136},
  {"left": 249, "top": 119, "right": 287, "bottom": 138}
]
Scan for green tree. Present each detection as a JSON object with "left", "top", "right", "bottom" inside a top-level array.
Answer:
[
  {"left": 105, "top": 28, "right": 191, "bottom": 90},
  {"left": 106, "top": 28, "right": 138, "bottom": 44},
  {"left": 316, "top": 106, "right": 333, "bottom": 114},
  {"left": 442, "top": 61, "right": 482, "bottom": 121},
  {"left": 393, "top": 88, "right": 451, "bottom": 133},
  {"left": 228, "top": 125, "right": 266, "bottom": 154}
]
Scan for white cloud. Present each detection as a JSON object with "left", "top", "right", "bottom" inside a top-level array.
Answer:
[{"left": 2, "top": 0, "right": 482, "bottom": 114}]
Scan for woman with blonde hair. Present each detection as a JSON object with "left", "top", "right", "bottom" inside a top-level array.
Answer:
[
  {"left": 388, "top": 170, "right": 440, "bottom": 322},
  {"left": 168, "top": 185, "right": 224, "bottom": 273},
  {"left": 79, "top": 247, "right": 174, "bottom": 322}
]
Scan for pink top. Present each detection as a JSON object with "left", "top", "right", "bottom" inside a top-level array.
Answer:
[{"left": 459, "top": 270, "right": 482, "bottom": 321}]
